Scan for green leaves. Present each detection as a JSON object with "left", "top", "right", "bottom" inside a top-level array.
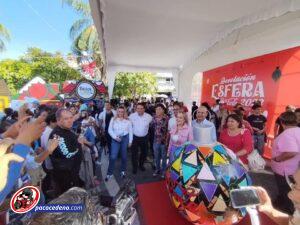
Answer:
[
  {"left": 0, "top": 47, "right": 81, "bottom": 94},
  {"left": 70, "top": 18, "right": 92, "bottom": 40},
  {"left": 61, "top": 0, "right": 91, "bottom": 17},
  {"left": 0, "top": 60, "right": 32, "bottom": 94},
  {"left": 113, "top": 72, "right": 158, "bottom": 98},
  {"left": 0, "top": 23, "right": 11, "bottom": 52},
  {"left": 61, "top": 0, "right": 104, "bottom": 79}
]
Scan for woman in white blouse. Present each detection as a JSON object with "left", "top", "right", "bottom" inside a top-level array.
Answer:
[{"left": 106, "top": 106, "right": 133, "bottom": 181}]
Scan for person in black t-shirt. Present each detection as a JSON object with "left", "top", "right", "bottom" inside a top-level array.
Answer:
[
  {"left": 49, "top": 108, "right": 87, "bottom": 197},
  {"left": 247, "top": 104, "right": 267, "bottom": 155}
]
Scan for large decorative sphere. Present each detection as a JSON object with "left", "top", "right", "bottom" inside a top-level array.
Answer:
[{"left": 166, "top": 142, "right": 252, "bottom": 224}]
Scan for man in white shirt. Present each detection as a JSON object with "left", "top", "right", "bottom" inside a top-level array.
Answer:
[
  {"left": 168, "top": 102, "right": 181, "bottom": 131},
  {"left": 192, "top": 106, "right": 217, "bottom": 143},
  {"left": 97, "top": 102, "right": 116, "bottom": 154},
  {"left": 129, "top": 103, "right": 152, "bottom": 174}
]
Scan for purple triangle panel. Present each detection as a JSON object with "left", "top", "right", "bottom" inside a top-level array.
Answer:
[
  {"left": 200, "top": 181, "right": 218, "bottom": 202},
  {"left": 170, "top": 169, "right": 180, "bottom": 181},
  {"left": 232, "top": 161, "right": 245, "bottom": 178},
  {"left": 185, "top": 144, "right": 197, "bottom": 154}
]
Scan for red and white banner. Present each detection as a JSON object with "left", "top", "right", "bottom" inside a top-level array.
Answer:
[{"left": 201, "top": 46, "right": 300, "bottom": 156}]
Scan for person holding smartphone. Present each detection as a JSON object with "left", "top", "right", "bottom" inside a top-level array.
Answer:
[
  {"left": 106, "top": 106, "right": 133, "bottom": 181},
  {"left": 252, "top": 169, "right": 300, "bottom": 225}
]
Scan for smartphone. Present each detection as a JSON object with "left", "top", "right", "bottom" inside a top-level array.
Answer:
[{"left": 230, "top": 188, "right": 260, "bottom": 208}]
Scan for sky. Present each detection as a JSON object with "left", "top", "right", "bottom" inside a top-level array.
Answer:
[{"left": 0, "top": 0, "right": 87, "bottom": 59}]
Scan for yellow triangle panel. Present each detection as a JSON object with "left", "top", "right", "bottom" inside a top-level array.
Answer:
[
  {"left": 213, "top": 152, "right": 228, "bottom": 166},
  {"left": 172, "top": 156, "right": 182, "bottom": 172},
  {"left": 172, "top": 196, "right": 180, "bottom": 208}
]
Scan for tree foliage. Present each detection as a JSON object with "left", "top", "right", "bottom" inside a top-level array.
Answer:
[
  {"left": 0, "top": 60, "right": 32, "bottom": 93},
  {"left": 61, "top": 0, "right": 104, "bottom": 80},
  {"left": 0, "top": 47, "right": 81, "bottom": 94},
  {"left": 0, "top": 23, "right": 11, "bottom": 52},
  {"left": 113, "top": 72, "right": 157, "bottom": 98},
  {"left": 22, "top": 47, "right": 81, "bottom": 83}
]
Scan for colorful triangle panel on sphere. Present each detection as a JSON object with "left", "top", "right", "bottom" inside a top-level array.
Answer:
[
  {"left": 213, "top": 145, "right": 227, "bottom": 156},
  {"left": 197, "top": 163, "right": 215, "bottom": 181},
  {"left": 232, "top": 161, "right": 245, "bottom": 178},
  {"left": 200, "top": 182, "right": 218, "bottom": 202},
  {"left": 174, "top": 185, "right": 183, "bottom": 197},
  {"left": 198, "top": 146, "right": 213, "bottom": 158},
  {"left": 175, "top": 146, "right": 183, "bottom": 157},
  {"left": 172, "top": 157, "right": 182, "bottom": 172},
  {"left": 222, "top": 175, "right": 231, "bottom": 186},
  {"left": 212, "top": 195, "right": 227, "bottom": 212},
  {"left": 213, "top": 152, "right": 228, "bottom": 165},
  {"left": 246, "top": 174, "right": 252, "bottom": 185},
  {"left": 172, "top": 196, "right": 180, "bottom": 208},
  {"left": 184, "top": 151, "right": 198, "bottom": 166},
  {"left": 170, "top": 170, "right": 180, "bottom": 181},
  {"left": 185, "top": 209, "right": 201, "bottom": 222},
  {"left": 238, "top": 178, "right": 248, "bottom": 188},
  {"left": 182, "top": 164, "right": 198, "bottom": 183},
  {"left": 185, "top": 144, "right": 197, "bottom": 153}
]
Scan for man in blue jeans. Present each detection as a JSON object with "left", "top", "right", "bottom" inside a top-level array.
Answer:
[
  {"left": 247, "top": 104, "right": 267, "bottom": 155},
  {"left": 151, "top": 104, "right": 169, "bottom": 178}
]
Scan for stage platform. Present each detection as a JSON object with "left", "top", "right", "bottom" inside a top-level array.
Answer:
[{"left": 137, "top": 181, "right": 277, "bottom": 225}]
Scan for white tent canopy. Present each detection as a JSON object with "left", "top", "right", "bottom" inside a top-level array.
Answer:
[{"left": 89, "top": 0, "right": 300, "bottom": 103}]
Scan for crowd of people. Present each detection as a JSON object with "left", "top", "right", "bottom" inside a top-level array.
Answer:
[{"left": 0, "top": 97, "right": 299, "bottom": 224}]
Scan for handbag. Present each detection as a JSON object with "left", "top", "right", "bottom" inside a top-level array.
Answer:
[
  {"left": 247, "top": 149, "right": 266, "bottom": 170},
  {"left": 240, "top": 128, "right": 266, "bottom": 170}
]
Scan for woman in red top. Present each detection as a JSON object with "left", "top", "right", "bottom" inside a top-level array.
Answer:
[{"left": 219, "top": 114, "right": 253, "bottom": 164}]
